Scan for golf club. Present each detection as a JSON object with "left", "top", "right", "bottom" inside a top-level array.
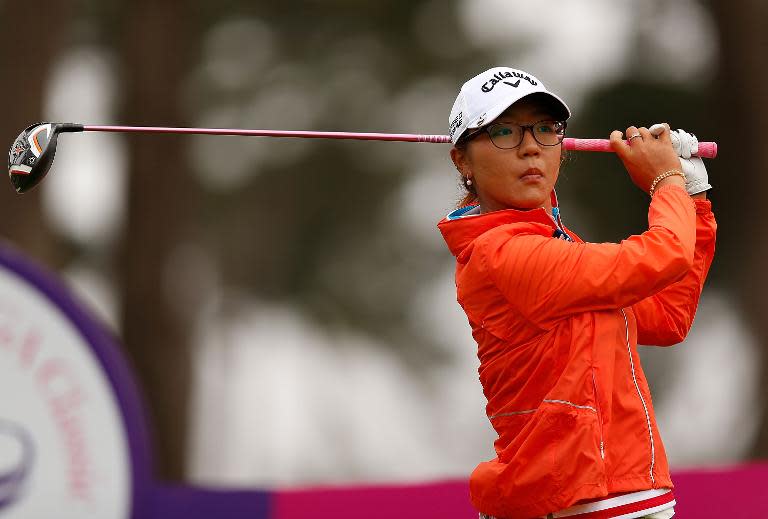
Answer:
[{"left": 8, "top": 122, "right": 718, "bottom": 194}]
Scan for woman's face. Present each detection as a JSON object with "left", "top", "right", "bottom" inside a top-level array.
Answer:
[{"left": 451, "top": 97, "right": 563, "bottom": 213}]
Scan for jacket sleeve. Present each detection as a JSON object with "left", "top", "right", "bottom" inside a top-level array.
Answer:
[
  {"left": 478, "top": 185, "right": 697, "bottom": 329},
  {"left": 630, "top": 199, "right": 716, "bottom": 346}
]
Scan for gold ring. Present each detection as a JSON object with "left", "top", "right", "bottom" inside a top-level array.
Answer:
[{"left": 629, "top": 133, "right": 642, "bottom": 141}]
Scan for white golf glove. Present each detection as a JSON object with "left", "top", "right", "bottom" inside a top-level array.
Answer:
[{"left": 649, "top": 123, "right": 711, "bottom": 195}]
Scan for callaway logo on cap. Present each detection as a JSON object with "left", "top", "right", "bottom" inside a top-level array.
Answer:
[{"left": 448, "top": 66, "right": 571, "bottom": 144}]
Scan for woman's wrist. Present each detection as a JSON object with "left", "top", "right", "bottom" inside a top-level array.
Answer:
[
  {"left": 649, "top": 169, "right": 686, "bottom": 196},
  {"left": 654, "top": 175, "right": 685, "bottom": 191}
]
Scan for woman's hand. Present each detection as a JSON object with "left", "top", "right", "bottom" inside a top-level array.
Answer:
[
  {"left": 650, "top": 125, "right": 711, "bottom": 199},
  {"left": 610, "top": 124, "right": 685, "bottom": 194}
]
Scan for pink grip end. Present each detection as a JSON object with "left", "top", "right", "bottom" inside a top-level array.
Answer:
[{"left": 695, "top": 141, "right": 717, "bottom": 159}]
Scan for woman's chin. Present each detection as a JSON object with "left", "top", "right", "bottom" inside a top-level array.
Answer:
[
  {"left": 482, "top": 190, "right": 551, "bottom": 212},
  {"left": 505, "top": 194, "right": 549, "bottom": 211},
  {"left": 502, "top": 201, "right": 546, "bottom": 212}
]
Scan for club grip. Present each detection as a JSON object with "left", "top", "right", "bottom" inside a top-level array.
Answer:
[{"left": 563, "top": 138, "right": 717, "bottom": 159}]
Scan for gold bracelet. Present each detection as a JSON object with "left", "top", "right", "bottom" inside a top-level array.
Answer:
[{"left": 649, "top": 169, "right": 686, "bottom": 196}]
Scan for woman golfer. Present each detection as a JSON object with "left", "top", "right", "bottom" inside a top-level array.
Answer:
[{"left": 438, "top": 67, "right": 716, "bottom": 519}]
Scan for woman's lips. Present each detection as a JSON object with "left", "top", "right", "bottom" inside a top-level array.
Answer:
[{"left": 520, "top": 168, "right": 544, "bottom": 181}]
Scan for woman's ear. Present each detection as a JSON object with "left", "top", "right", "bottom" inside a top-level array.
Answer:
[{"left": 450, "top": 146, "right": 469, "bottom": 176}]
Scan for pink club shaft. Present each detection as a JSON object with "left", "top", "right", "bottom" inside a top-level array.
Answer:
[
  {"left": 82, "top": 126, "right": 718, "bottom": 158},
  {"left": 83, "top": 126, "right": 452, "bottom": 143}
]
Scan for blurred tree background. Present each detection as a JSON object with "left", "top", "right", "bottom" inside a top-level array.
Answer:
[{"left": 0, "top": 0, "right": 764, "bottom": 486}]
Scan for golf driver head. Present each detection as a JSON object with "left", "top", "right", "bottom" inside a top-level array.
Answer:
[{"left": 8, "top": 122, "right": 82, "bottom": 194}]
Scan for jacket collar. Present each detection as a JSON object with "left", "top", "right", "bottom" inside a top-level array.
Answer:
[{"left": 437, "top": 205, "right": 559, "bottom": 258}]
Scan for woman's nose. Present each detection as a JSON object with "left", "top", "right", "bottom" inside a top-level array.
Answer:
[{"left": 518, "top": 128, "right": 540, "bottom": 156}]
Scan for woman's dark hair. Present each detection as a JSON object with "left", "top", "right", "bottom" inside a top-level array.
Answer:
[{"left": 453, "top": 135, "right": 479, "bottom": 208}]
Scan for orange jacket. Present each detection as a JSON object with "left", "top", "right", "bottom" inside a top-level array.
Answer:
[{"left": 437, "top": 185, "right": 716, "bottom": 519}]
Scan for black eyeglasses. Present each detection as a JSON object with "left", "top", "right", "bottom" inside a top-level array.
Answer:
[{"left": 463, "top": 120, "right": 567, "bottom": 149}]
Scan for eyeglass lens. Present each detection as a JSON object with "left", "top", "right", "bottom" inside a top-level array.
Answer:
[{"left": 487, "top": 121, "right": 565, "bottom": 149}]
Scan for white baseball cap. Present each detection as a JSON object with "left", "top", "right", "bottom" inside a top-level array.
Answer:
[{"left": 448, "top": 66, "right": 571, "bottom": 144}]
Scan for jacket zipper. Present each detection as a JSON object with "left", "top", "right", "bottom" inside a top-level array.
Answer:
[
  {"left": 591, "top": 370, "right": 605, "bottom": 460},
  {"left": 621, "top": 309, "right": 655, "bottom": 485}
]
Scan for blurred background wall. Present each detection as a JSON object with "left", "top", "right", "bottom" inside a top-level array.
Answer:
[{"left": 0, "top": 0, "right": 765, "bottom": 488}]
